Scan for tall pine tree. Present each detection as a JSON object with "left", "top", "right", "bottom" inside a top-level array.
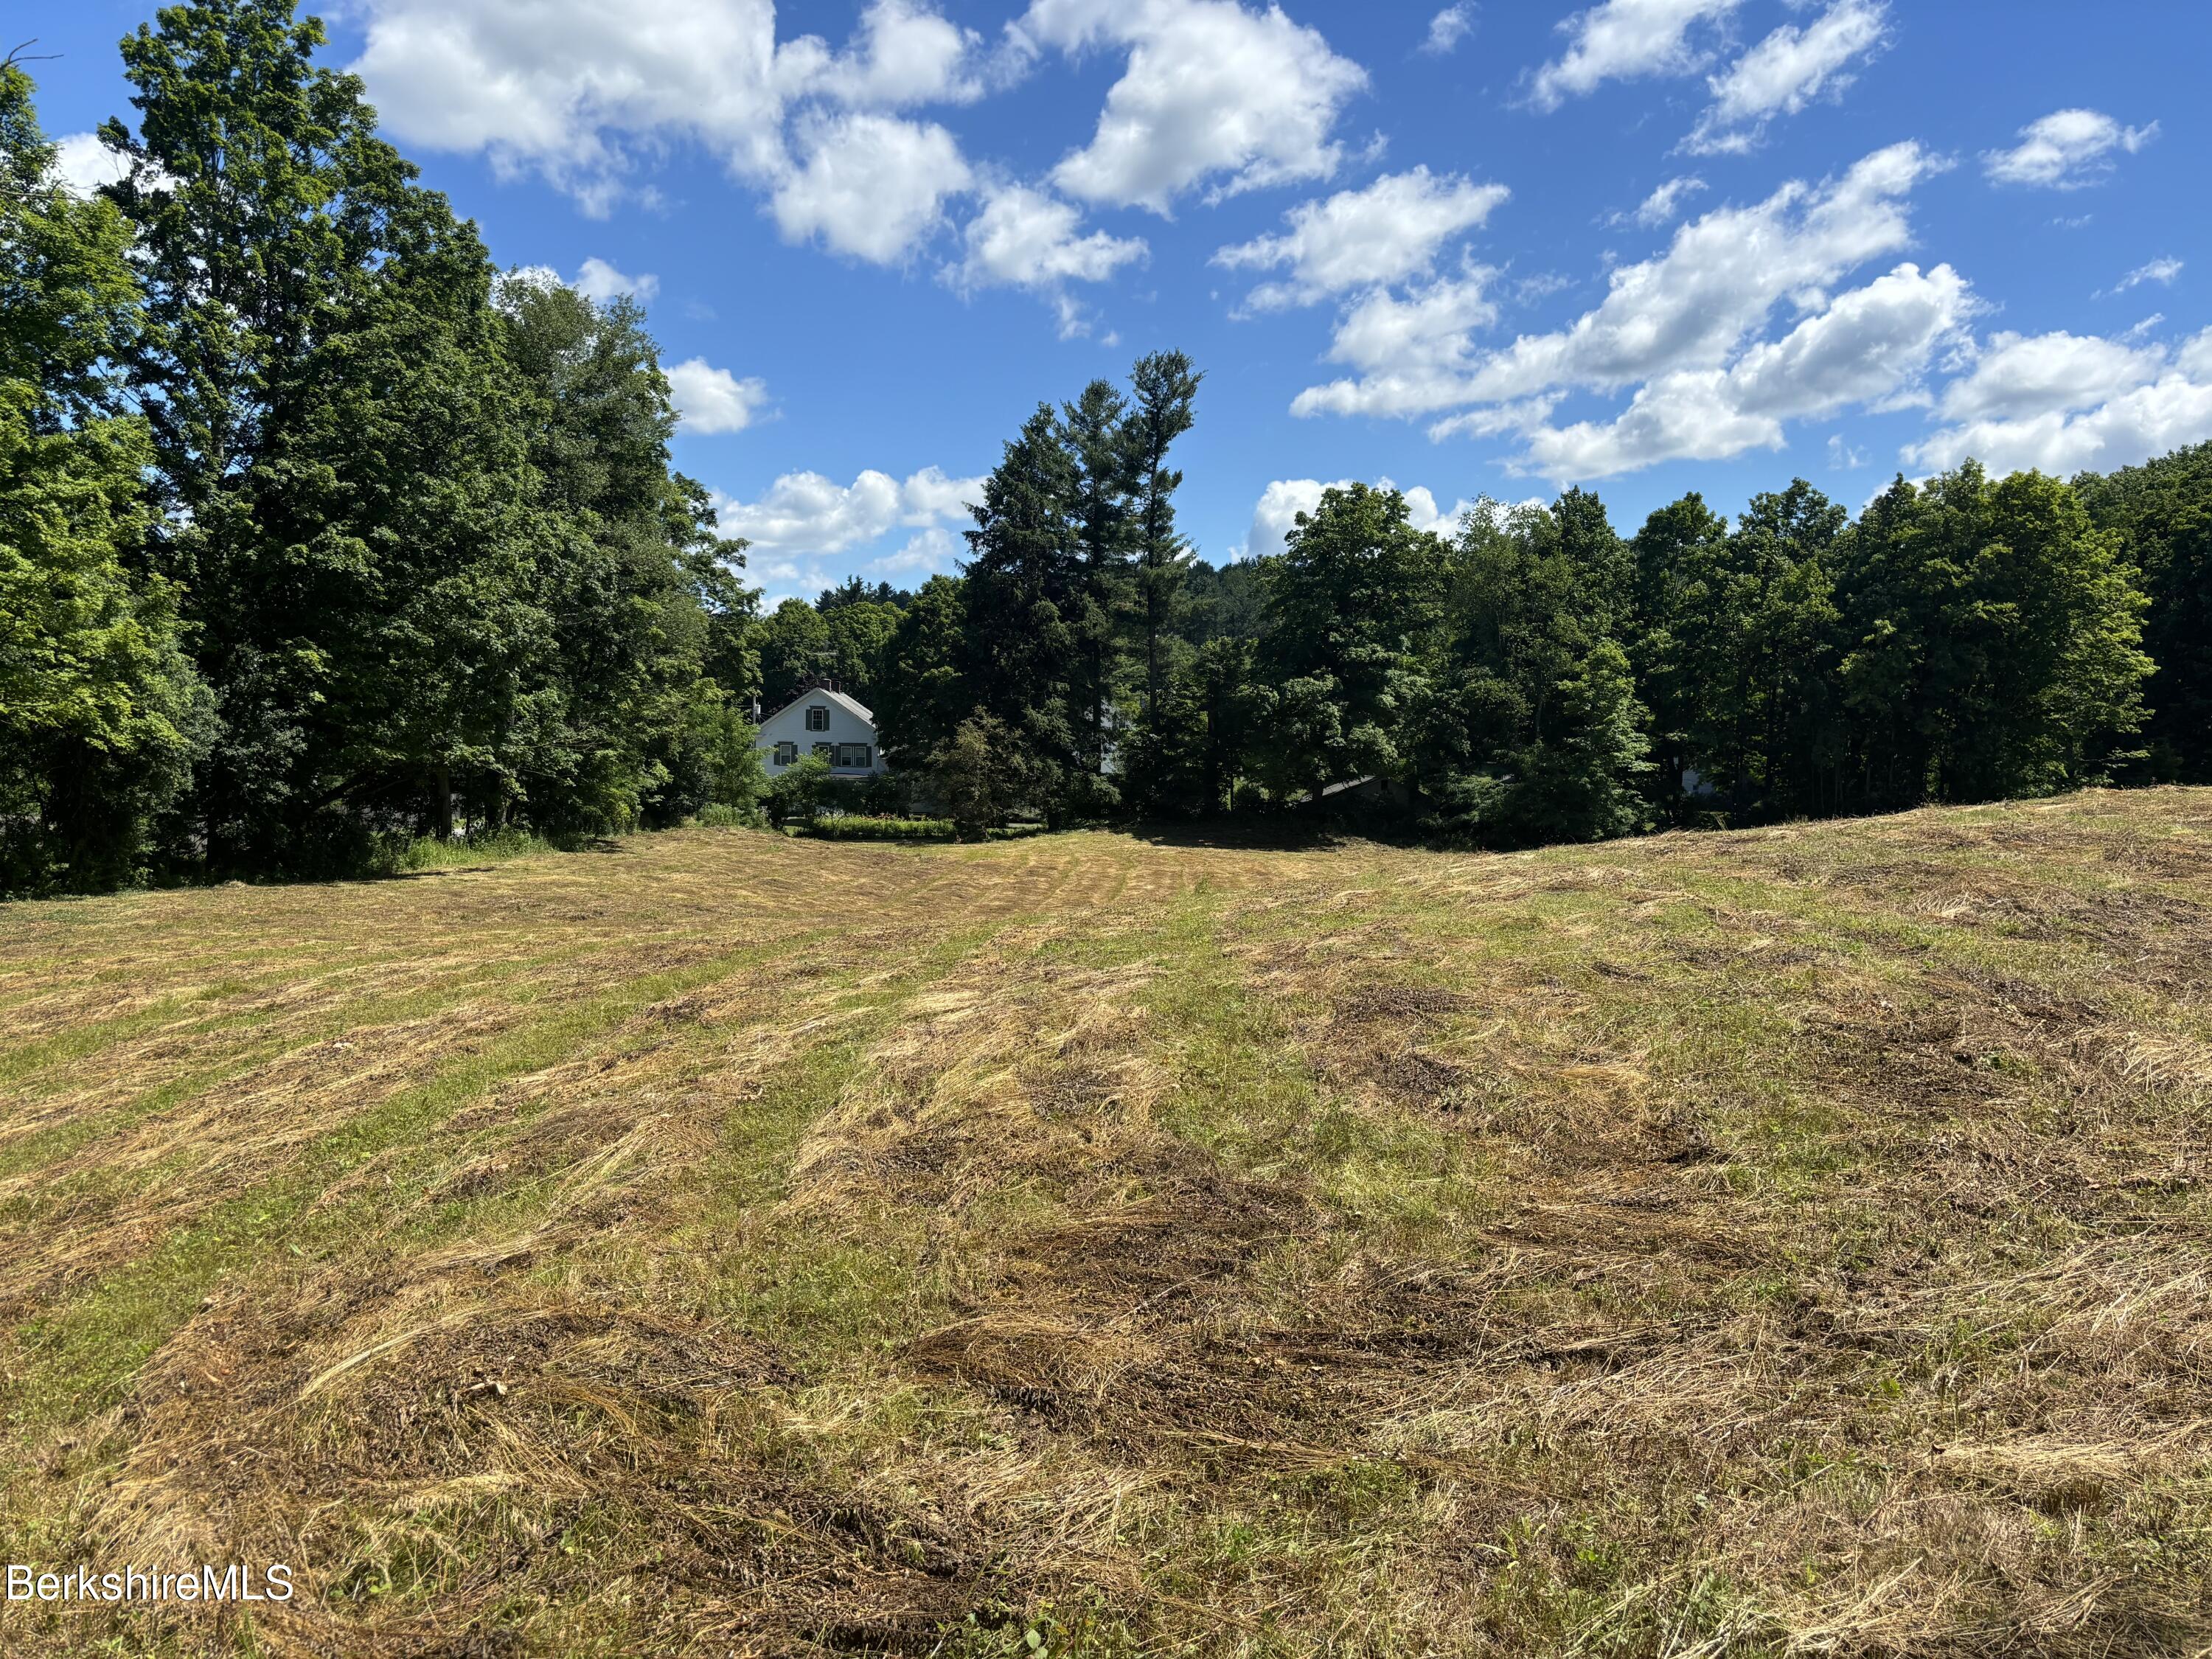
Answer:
[
  {"left": 1061, "top": 377, "right": 1134, "bottom": 790},
  {"left": 1125, "top": 350, "right": 1200, "bottom": 720},
  {"left": 961, "top": 404, "right": 1088, "bottom": 818}
]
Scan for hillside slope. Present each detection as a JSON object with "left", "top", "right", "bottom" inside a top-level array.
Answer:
[{"left": 1, "top": 793, "right": 2208, "bottom": 1656}]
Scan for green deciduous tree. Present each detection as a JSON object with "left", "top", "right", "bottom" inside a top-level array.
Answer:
[
  {"left": 1837, "top": 465, "right": 2152, "bottom": 807},
  {"left": 103, "top": 0, "right": 550, "bottom": 871},
  {"left": 1670, "top": 481, "right": 1845, "bottom": 821},
  {"left": 1627, "top": 490, "right": 1726, "bottom": 813},
  {"left": 766, "top": 751, "right": 832, "bottom": 827},
  {"left": 1414, "top": 497, "right": 1648, "bottom": 846},
  {"left": 0, "top": 60, "right": 209, "bottom": 895},
  {"left": 873, "top": 574, "right": 970, "bottom": 766},
  {"left": 2076, "top": 442, "right": 2212, "bottom": 782},
  {"left": 819, "top": 598, "right": 901, "bottom": 709},
  {"left": 754, "top": 597, "right": 832, "bottom": 712},
  {"left": 495, "top": 274, "right": 752, "bottom": 832},
  {"left": 1255, "top": 483, "right": 1444, "bottom": 801}
]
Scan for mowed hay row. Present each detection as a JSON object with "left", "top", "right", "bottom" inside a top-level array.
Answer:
[{"left": 0, "top": 793, "right": 2208, "bottom": 1657}]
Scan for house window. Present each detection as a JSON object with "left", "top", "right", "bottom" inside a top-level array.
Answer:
[
  {"left": 813, "top": 742, "right": 833, "bottom": 761},
  {"left": 773, "top": 741, "right": 797, "bottom": 765},
  {"left": 835, "top": 743, "right": 871, "bottom": 768},
  {"left": 804, "top": 705, "right": 830, "bottom": 731}
]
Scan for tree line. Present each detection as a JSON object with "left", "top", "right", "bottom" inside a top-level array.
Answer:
[
  {"left": 5, "top": 1, "right": 2208, "bottom": 894},
  {"left": 801, "top": 387, "right": 2202, "bottom": 844},
  {"left": 2, "top": 4, "right": 768, "bottom": 896}
]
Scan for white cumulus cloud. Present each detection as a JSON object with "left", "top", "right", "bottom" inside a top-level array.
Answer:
[
  {"left": 897, "top": 465, "right": 987, "bottom": 524},
  {"left": 1295, "top": 142, "right": 1947, "bottom": 441},
  {"left": 347, "top": 0, "right": 790, "bottom": 212},
  {"left": 1934, "top": 330, "right": 2168, "bottom": 424},
  {"left": 1528, "top": 0, "right": 1742, "bottom": 112},
  {"left": 1907, "top": 327, "right": 2212, "bottom": 477},
  {"left": 667, "top": 361, "right": 771, "bottom": 434},
  {"left": 345, "top": 0, "right": 985, "bottom": 218},
  {"left": 51, "top": 133, "right": 132, "bottom": 196},
  {"left": 770, "top": 111, "right": 973, "bottom": 263},
  {"left": 1018, "top": 0, "right": 1368, "bottom": 212},
  {"left": 1242, "top": 476, "right": 1498, "bottom": 557},
  {"left": 1213, "top": 167, "right": 1509, "bottom": 311},
  {"left": 1983, "top": 108, "right": 2157, "bottom": 189},
  {"left": 573, "top": 257, "right": 658, "bottom": 302},
  {"left": 1287, "top": 144, "right": 1977, "bottom": 483},
  {"left": 782, "top": 0, "right": 990, "bottom": 109},
  {"left": 1684, "top": 0, "right": 1889, "bottom": 155},
  {"left": 715, "top": 465, "right": 985, "bottom": 553},
  {"left": 948, "top": 182, "right": 1148, "bottom": 334},
  {"left": 1512, "top": 262, "right": 1972, "bottom": 479}
]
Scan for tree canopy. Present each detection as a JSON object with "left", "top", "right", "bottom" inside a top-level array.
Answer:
[{"left": 0, "top": 3, "right": 2201, "bottom": 895}]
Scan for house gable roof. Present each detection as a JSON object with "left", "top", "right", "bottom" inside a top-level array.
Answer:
[{"left": 759, "top": 684, "right": 874, "bottom": 728}]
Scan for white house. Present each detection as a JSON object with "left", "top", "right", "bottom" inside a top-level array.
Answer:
[{"left": 756, "top": 685, "right": 888, "bottom": 779}]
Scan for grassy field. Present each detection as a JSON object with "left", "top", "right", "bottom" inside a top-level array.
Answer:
[{"left": 1, "top": 791, "right": 2208, "bottom": 1658}]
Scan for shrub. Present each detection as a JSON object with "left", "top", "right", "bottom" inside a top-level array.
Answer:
[
  {"left": 767, "top": 754, "right": 833, "bottom": 825},
  {"left": 380, "top": 827, "right": 565, "bottom": 873},
  {"left": 695, "top": 801, "right": 764, "bottom": 829},
  {"left": 799, "top": 816, "right": 956, "bottom": 841},
  {"left": 928, "top": 714, "right": 1032, "bottom": 840}
]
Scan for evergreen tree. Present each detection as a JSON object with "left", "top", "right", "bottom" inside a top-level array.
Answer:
[
  {"left": 1126, "top": 637, "right": 1264, "bottom": 816},
  {"left": 1125, "top": 350, "right": 1200, "bottom": 719},
  {"left": 0, "top": 60, "right": 209, "bottom": 894},
  {"left": 817, "top": 575, "right": 907, "bottom": 611},
  {"left": 1061, "top": 376, "right": 1134, "bottom": 787},
  {"left": 1180, "top": 557, "right": 1269, "bottom": 644},
  {"left": 961, "top": 404, "right": 1088, "bottom": 818},
  {"left": 929, "top": 712, "right": 1032, "bottom": 839}
]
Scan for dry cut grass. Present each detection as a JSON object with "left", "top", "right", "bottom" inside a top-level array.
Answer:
[{"left": 1, "top": 790, "right": 2209, "bottom": 1657}]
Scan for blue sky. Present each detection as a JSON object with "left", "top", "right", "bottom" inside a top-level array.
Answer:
[{"left": 31, "top": 0, "right": 2212, "bottom": 606}]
